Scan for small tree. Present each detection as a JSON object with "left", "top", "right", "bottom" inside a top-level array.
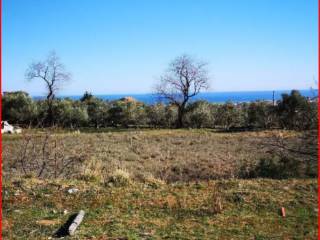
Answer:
[
  {"left": 214, "top": 102, "right": 243, "bottom": 130},
  {"left": 185, "top": 100, "right": 214, "bottom": 128},
  {"left": 80, "top": 91, "right": 94, "bottom": 102},
  {"left": 2, "top": 91, "right": 37, "bottom": 126},
  {"left": 52, "top": 99, "right": 88, "bottom": 128},
  {"left": 247, "top": 101, "right": 275, "bottom": 129},
  {"left": 108, "top": 98, "right": 146, "bottom": 127},
  {"left": 85, "top": 98, "right": 110, "bottom": 128},
  {"left": 155, "top": 55, "right": 210, "bottom": 128},
  {"left": 26, "top": 51, "right": 71, "bottom": 125},
  {"left": 277, "top": 90, "right": 315, "bottom": 130},
  {"left": 146, "top": 103, "right": 167, "bottom": 128}
]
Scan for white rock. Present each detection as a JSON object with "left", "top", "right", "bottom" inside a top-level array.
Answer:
[
  {"left": 68, "top": 210, "right": 85, "bottom": 236},
  {"left": 67, "top": 188, "right": 79, "bottom": 194}
]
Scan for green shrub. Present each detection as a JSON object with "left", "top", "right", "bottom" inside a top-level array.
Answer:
[{"left": 249, "top": 156, "right": 306, "bottom": 179}]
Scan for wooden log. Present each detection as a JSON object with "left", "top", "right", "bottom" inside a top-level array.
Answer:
[{"left": 68, "top": 210, "right": 85, "bottom": 236}]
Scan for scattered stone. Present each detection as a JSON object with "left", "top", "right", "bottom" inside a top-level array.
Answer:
[
  {"left": 63, "top": 209, "right": 69, "bottom": 215},
  {"left": 67, "top": 188, "right": 79, "bottom": 194}
]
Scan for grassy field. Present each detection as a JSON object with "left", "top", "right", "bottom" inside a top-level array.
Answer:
[
  {"left": 3, "top": 177, "right": 317, "bottom": 239},
  {"left": 2, "top": 129, "right": 318, "bottom": 239},
  {"left": 2, "top": 129, "right": 305, "bottom": 181}
]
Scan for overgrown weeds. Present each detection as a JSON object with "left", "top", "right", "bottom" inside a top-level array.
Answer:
[
  {"left": 3, "top": 129, "right": 317, "bottom": 182},
  {"left": 7, "top": 131, "right": 90, "bottom": 179}
]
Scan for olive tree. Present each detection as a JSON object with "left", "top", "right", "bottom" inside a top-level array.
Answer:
[
  {"left": 146, "top": 103, "right": 167, "bottom": 128},
  {"left": 2, "top": 91, "right": 37, "bottom": 125},
  {"left": 277, "top": 90, "right": 315, "bottom": 130},
  {"left": 185, "top": 100, "right": 214, "bottom": 128},
  {"left": 155, "top": 55, "right": 210, "bottom": 128}
]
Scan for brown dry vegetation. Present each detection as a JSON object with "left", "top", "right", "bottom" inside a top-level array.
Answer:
[
  {"left": 2, "top": 129, "right": 317, "bottom": 239},
  {"left": 3, "top": 129, "right": 308, "bottom": 182}
]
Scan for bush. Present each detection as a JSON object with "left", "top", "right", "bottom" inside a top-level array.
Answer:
[
  {"left": 214, "top": 102, "right": 245, "bottom": 130},
  {"left": 146, "top": 103, "right": 167, "bottom": 127},
  {"left": 106, "top": 169, "right": 131, "bottom": 187},
  {"left": 185, "top": 101, "right": 214, "bottom": 128},
  {"left": 2, "top": 91, "right": 37, "bottom": 125},
  {"left": 52, "top": 99, "right": 89, "bottom": 128},
  {"left": 79, "top": 157, "right": 105, "bottom": 182},
  {"left": 248, "top": 155, "right": 306, "bottom": 179},
  {"left": 85, "top": 98, "right": 110, "bottom": 128},
  {"left": 277, "top": 90, "right": 317, "bottom": 130},
  {"left": 247, "top": 101, "right": 277, "bottom": 129},
  {"left": 108, "top": 98, "right": 147, "bottom": 127},
  {"left": 164, "top": 104, "right": 178, "bottom": 128},
  {"left": 141, "top": 173, "right": 165, "bottom": 188}
]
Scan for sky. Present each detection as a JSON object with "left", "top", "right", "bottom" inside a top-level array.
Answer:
[{"left": 2, "top": 0, "right": 318, "bottom": 96}]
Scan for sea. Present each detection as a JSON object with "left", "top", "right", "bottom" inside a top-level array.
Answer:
[{"left": 34, "top": 89, "right": 318, "bottom": 104}]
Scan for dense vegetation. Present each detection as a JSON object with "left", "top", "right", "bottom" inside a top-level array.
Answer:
[{"left": 2, "top": 89, "right": 318, "bottom": 131}]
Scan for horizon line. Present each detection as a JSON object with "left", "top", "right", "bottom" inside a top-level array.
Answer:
[{"left": 25, "top": 88, "right": 317, "bottom": 97}]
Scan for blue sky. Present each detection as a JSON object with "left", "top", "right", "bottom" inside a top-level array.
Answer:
[{"left": 3, "top": 0, "right": 318, "bottom": 95}]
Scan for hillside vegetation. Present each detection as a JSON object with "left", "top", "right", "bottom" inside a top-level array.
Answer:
[{"left": 3, "top": 90, "right": 318, "bottom": 130}]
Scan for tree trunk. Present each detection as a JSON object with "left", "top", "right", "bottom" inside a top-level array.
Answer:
[
  {"left": 45, "top": 86, "right": 55, "bottom": 126},
  {"left": 45, "top": 100, "right": 54, "bottom": 126},
  {"left": 176, "top": 105, "right": 185, "bottom": 128}
]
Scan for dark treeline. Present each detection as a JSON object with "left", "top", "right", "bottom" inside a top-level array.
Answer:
[{"left": 2, "top": 90, "right": 318, "bottom": 131}]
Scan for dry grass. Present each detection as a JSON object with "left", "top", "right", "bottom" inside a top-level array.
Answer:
[
  {"left": 2, "top": 129, "right": 317, "bottom": 239},
  {"left": 3, "top": 129, "right": 297, "bottom": 182}
]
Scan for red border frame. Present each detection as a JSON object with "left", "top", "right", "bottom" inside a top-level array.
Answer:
[
  {"left": 318, "top": 0, "right": 320, "bottom": 238},
  {"left": 318, "top": 1, "right": 320, "bottom": 239},
  {"left": 1, "top": 0, "right": 3, "bottom": 238},
  {"left": 317, "top": 0, "right": 320, "bottom": 235},
  {"left": 0, "top": 1, "right": 318, "bottom": 239}
]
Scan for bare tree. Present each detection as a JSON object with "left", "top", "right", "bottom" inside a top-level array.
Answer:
[
  {"left": 156, "top": 55, "right": 210, "bottom": 128},
  {"left": 26, "top": 51, "right": 71, "bottom": 125}
]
